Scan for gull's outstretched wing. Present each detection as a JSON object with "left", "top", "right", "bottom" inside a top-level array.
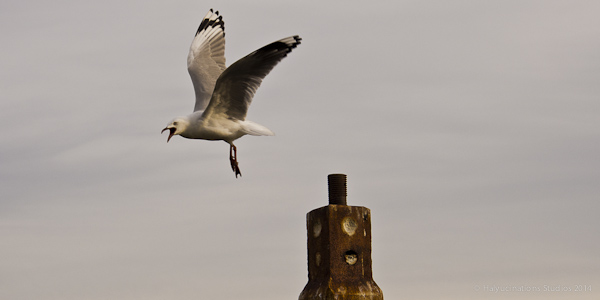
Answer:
[
  {"left": 203, "top": 35, "right": 301, "bottom": 121},
  {"left": 187, "top": 9, "right": 226, "bottom": 112}
]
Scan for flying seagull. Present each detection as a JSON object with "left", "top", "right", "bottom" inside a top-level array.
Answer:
[{"left": 162, "top": 9, "right": 301, "bottom": 177}]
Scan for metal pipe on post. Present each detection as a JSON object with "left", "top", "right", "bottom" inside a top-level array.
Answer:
[{"left": 299, "top": 174, "right": 384, "bottom": 300}]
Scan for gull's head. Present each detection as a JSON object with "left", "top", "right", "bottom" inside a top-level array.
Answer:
[{"left": 161, "top": 117, "right": 189, "bottom": 143}]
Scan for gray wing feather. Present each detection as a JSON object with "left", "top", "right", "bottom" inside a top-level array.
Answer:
[
  {"left": 187, "top": 9, "right": 226, "bottom": 112},
  {"left": 203, "top": 35, "right": 301, "bottom": 120}
]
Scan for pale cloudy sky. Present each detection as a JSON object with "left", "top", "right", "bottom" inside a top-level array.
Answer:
[{"left": 1, "top": 1, "right": 599, "bottom": 299}]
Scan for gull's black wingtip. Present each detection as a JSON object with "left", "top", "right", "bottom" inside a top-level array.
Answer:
[{"left": 195, "top": 8, "right": 225, "bottom": 37}]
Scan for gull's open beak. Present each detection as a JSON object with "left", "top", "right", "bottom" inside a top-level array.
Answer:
[{"left": 161, "top": 127, "right": 176, "bottom": 143}]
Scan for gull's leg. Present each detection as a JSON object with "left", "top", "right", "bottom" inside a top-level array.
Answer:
[
  {"left": 229, "top": 143, "right": 242, "bottom": 178},
  {"left": 229, "top": 144, "right": 236, "bottom": 171}
]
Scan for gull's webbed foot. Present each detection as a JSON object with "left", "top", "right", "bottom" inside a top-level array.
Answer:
[{"left": 230, "top": 158, "right": 242, "bottom": 178}]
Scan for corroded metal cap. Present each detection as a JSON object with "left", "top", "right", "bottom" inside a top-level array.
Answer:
[{"left": 299, "top": 174, "right": 383, "bottom": 300}]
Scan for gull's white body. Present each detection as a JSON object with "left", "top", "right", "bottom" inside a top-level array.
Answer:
[
  {"left": 171, "top": 111, "right": 273, "bottom": 142},
  {"left": 161, "top": 9, "right": 301, "bottom": 177}
]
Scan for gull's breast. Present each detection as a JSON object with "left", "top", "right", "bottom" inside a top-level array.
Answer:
[{"left": 182, "top": 118, "right": 245, "bottom": 142}]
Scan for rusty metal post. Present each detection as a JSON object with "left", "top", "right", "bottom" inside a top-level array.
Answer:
[{"left": 299, "top": 174, "right": 384, "bottom": 300}]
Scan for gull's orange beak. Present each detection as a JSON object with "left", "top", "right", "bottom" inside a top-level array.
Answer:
[{"left": 161, "top": 127, "right": 175, "bottom": 143}]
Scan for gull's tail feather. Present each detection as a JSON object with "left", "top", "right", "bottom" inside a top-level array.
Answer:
[{"left": 241, "top": 121, "right": 275, "bottom": 136}]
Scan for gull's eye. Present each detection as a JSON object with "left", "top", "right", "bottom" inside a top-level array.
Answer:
[{"left": 173, "top": 122, "right": 178, "bottom": 126}]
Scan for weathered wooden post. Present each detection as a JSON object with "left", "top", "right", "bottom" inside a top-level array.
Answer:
[{"left": 299, "top": 174, "right": 384, "bottom": 300}]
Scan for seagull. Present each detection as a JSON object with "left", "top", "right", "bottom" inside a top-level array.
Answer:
[{"left": 161, "top": 9, "right": 301, "bottom": 178}]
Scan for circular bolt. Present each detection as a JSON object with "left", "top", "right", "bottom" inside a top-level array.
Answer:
[
  {"left": 313, "top": 219, "right": 322, "bottom": 238},
  {"left": 342, "top": 217, "right": 358, "bottom": 236},
  {"left": 344, "top": 250, "right": 358, "bottom": 265}
]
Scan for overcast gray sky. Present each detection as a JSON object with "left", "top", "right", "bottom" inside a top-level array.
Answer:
[{"left": 2, "top": 0, "right": 599, "bottom": 299}]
